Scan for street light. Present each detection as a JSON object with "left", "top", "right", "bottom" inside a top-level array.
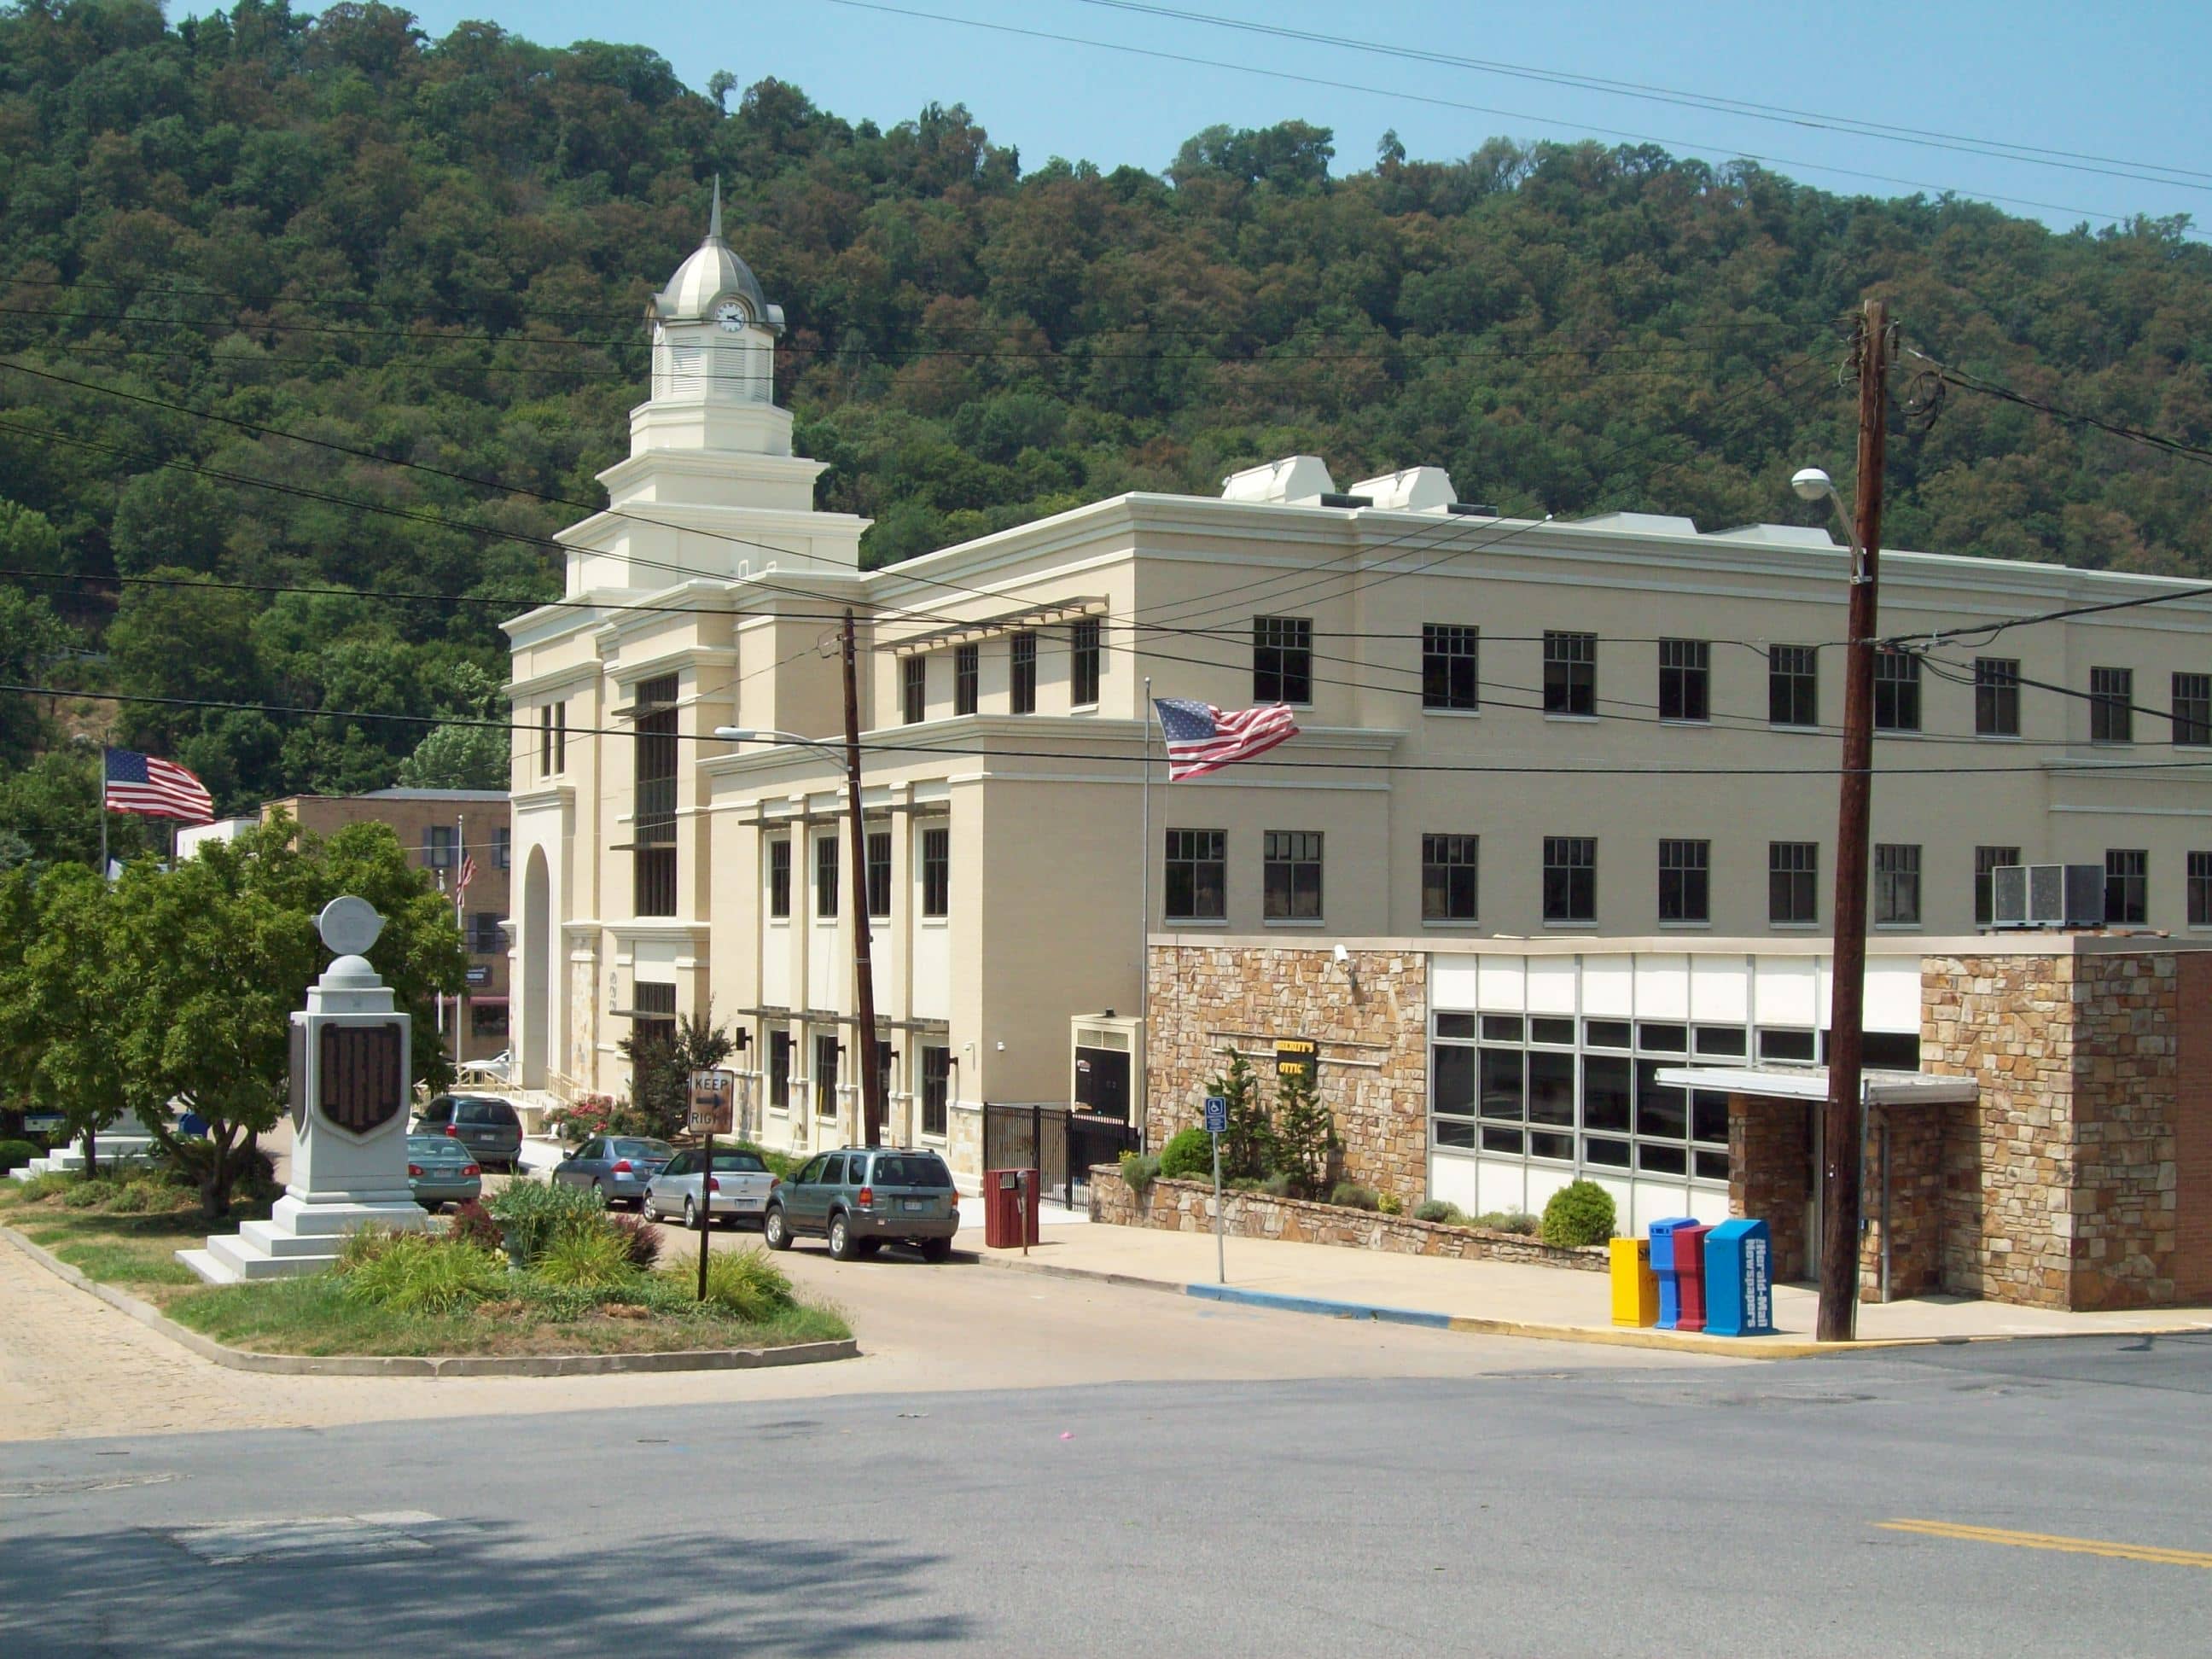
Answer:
[
  {"left": 1792, "top": 466, "right": 1868, "bottom": 581},
  {"left": 715, "top": 679, "right": 887, "bottom": 1153}
]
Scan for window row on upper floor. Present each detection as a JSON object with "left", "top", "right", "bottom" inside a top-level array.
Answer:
[{"left": 899, "top": 620, "right": 1103, "bottom": 725}]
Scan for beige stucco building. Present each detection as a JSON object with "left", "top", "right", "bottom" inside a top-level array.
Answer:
[{"left": 506, "top": 206, "right": 2212, "bottom": 1187}]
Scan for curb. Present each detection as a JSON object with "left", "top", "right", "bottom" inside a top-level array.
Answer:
[
  {"left": 0, "top": 1225, "right": 859, "bottom": 1378},
  {"left": 963, "top": 1249, "right": 2212, "bottom": 1359}
]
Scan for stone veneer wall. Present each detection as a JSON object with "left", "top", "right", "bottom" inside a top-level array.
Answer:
[
  {"left": 1146, "top": 945, "right": 1429, "bottom": 1205},
  {"left": 1861, "top": 1103, "right": 1946, "bottom": 1301},
  {"left": 1923, "top": 950, "right": 2209, "bottom": 1312},
  {"left": 1090, "top": 1167, "right": 1608, "bottom": 1272},
  {"left": 1729, "top": 1093, "right": 1810, "bottom": 1281}
]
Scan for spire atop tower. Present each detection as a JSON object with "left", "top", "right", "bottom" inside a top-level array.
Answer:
[{"left": 709, "top": 174, "right": 723, "bottom": 242}]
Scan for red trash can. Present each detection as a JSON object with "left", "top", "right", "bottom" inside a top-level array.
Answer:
[
  {"left": 1674, "top": 1221, "right": 1715, "bottom": 1333},
  {"left": 983, "top": 1168, "right": 1040, "bottom": 1249}
]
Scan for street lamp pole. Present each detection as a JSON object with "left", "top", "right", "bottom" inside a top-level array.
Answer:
[{"left": 715, "top": 612, "right": 886, "bottom": 1153}]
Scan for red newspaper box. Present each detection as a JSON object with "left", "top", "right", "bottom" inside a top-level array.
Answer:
[
  {"left": 1674, "top": 1221, "right": 1715, "bottom": 1333},
  {"left": 983, "top": 1168, "right": 1039, "bottom": 1249}
]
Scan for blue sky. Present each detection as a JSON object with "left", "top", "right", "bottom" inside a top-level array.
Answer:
[{"left": 370, "top": 0, "right": 2205, "bottom": 233}]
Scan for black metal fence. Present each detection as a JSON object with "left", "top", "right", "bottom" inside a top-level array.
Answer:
[{"left": 981, "top": 1103, "right": 1139, "bottom": 1208}]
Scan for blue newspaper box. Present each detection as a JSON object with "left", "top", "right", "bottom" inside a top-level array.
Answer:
[
  {"left": 1703, "top": 1218, "right": 1775, "bottom": 1336},
  {"left": 1647, "top": 1216, "right": 1699, "bottom": 1330}
]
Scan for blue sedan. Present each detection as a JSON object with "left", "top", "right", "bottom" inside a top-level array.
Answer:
[{"left": 550, "top": 1137, "right": 676, "bottom": 1209}]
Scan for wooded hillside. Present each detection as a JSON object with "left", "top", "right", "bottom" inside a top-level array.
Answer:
[{"left": 2, "top": 0, "right": 2208, "bottom": 835}]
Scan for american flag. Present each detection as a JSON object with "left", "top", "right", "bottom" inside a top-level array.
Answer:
[
  {"left": 1153, "top": 697, "right": 1300, "bottom": 781},
  {"left": 454, "top": 851, "right": 478, "bottom": 899},
  {"left": 102, "top": 748, "right": 214, "bottom": 824}
]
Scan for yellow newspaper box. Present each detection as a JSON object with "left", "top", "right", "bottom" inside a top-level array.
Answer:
[{"left": 1610, "top": 1237, "right": 1658, "bottom": 1328}]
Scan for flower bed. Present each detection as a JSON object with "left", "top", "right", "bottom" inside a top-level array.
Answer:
[{"left": 1088, "top": 1166, "right": 1608, "bottom": 1272}]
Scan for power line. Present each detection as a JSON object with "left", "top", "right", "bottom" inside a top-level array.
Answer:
[
  {"left": 20, "top": 679, "right": 2212, "bottom": 779},
  {"left": 1918, "top": 650, "right": 2206, "bottom": 736},
  {"left": 1071, "top": 0, "right": 2212, "bottom": 195},
  {"left": 822, "top": 0, "right": 2198, "bottom": 233},
  {"left": 1906, "top": 349, "right": 2212, "bottom": 469},
  {"left": 1880, "top": 579, "right": 2212, "bottom": 651}
]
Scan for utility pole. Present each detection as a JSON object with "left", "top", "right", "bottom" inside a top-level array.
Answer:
[
  {"left": 841, "top": 607, "right": 885, "bottom": 1149},
  {"left": 1818, "top": 298, "right": 1890, "bottom": 1344}
]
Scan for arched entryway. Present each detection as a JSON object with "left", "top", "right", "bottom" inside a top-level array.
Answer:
[{"left": 521, "top": 846, "right": 550, "bottom": 1089}]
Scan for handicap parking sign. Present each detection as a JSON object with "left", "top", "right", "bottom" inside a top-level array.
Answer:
[{"left": 1202, "top": 1094, "right": 1228, "bottom": 1134}]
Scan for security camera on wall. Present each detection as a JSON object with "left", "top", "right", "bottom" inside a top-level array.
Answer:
[{"left": 1332, "top": 944, "right": 1350, "bottom": 966}]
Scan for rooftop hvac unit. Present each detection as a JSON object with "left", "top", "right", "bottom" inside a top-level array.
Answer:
[{"left": 1988, "top": 863, "right": 2105, "bottom": 929}]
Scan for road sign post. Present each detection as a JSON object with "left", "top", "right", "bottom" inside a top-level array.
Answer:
[{"left": 1203, "top": 1092, "right": 1228, "bottom": 1284}]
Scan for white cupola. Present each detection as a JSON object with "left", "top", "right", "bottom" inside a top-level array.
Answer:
[{"left": 631, "top": 178, "right": 795, "bottom": 460}]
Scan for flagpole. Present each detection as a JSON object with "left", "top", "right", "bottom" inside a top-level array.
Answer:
[
  {"left": 455, "top": 812, "right": 466, "bottom": 1068},
  {"left": 97, "top": 748, "right": 108, "bottom": 879},
  {"left": 1138, "top": 676, "right": 1152, "bottom": 1156}
]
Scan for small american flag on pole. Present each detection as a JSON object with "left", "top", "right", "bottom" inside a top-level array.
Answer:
[
  {"left": 1153, "top": 698, "right": 1300, "bottom": 781},
  {"left": 454, "top": 851, "right": 478, "bottom": 899},
  {"left": 102, "top": 748, "right": 214, "bottom": 824}
]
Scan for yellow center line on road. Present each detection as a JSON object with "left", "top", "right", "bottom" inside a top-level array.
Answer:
[{"left": 1879, "top": 1519, "right": 2212, "bottom": 1569}]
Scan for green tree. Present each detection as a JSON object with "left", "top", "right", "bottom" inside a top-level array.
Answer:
[
  {"left": 0, "top": 864, "right": 134, "bottom": 1172},
  {"left": 0, "top": 748, "right": 145, "bottom": 870},
  {"left": 1206, "top": 1046, "right": 1272, "bottom": 1181},
  {"left": 618, "top": 1009, "right": 737, "bottom": 1141},
  {"left": 0, "top": 587, "right": 73, "bottom": 771},
  {"left": 1269, "top": 1066, "right": 1337, "bottom": 1198},
  {"left": 114, "top": 814, "right": 466, "bottom": 1217}
]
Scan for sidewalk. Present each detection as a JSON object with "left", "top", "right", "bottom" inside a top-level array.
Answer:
[{"left": 965, "top": 1220, "right": 2212, "bottom": 1358}]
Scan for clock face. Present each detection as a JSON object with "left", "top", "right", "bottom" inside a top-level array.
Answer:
[{"left": 713, "top": 300, "right": 747, "bottom": 333}]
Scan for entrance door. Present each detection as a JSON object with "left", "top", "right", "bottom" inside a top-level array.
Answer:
[{"left": 1074, "top": 1045, "right": 1130, "bottom": 1121}]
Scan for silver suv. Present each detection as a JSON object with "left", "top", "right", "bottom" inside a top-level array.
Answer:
[{"left": 763, "top": 1147, "right": 959, "bottom": 1262}]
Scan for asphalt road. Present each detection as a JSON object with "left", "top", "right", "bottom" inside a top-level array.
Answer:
[{"left": 6, "top": 1329, "right": 2209, "bottom": 1656}]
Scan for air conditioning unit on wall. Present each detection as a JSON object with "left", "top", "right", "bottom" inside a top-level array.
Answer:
[{"left": 1989, "top": 864, "right": 2105, "bottom": 929}]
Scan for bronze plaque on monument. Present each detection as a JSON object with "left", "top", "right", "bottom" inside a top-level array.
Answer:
[
  {"left": 288, "top": 1021, "right": 308, "bottom": 1130},
  {"left": 318, "top": 1022, "right": 405, "bottom": 1133}
]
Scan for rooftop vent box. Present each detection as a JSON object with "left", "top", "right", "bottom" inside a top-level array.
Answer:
[
  {"left": 1989, "top": 864, "right": 2105, "bottom": 929},
  {"left": 1447, "top": 502, "right": 1501, "bottom": 517},
  {"left": 1348, "top": 467, "right": 1458, "bottom": 512},
  {"left": 1318, "top": 492, "right": 1374, "bottom": 509},
  {"left": 1222, "top": 455, "right": 1336, "bottom": 505}
]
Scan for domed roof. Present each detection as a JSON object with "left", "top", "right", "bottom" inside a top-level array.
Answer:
[{"left": 649, "top": 178, "right": 783, "bottom": 335}]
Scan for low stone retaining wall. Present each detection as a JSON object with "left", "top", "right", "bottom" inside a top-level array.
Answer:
[{"left": 1087, "top": 1167, "right": 1608, "bottom": 1272}]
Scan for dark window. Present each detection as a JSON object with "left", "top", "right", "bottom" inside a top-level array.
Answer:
[
  {"left": 1542, "top": 836, "right": 1597, "bottom": 923},
  {"left": 1422, "top": 625, "right": 1479, "bottom": 711},
  {"left": 1262, "top": 830, "right": 1324, "bottom": 921},
  {"left": 493, "top": 827, "right": 511, "bottom": 870},
  {"left": 1760, "top": 1027, "right": 1816, "bottom": 1063},
  {"left": 2174, "top": 673, "right": 2212, "bottom": 748},
  {"left": 814, "top": 1034, "right": 840, "bottom": 1119},
  {"left": 866, "top": 830, "right": 891, "bottom": 918},
  {"left": 1164, "top": 829, "right": 1226, "bottom": 922},
  {"left": 1010, "top": 632, "right": 1037, "bottom": 714},
  {"left": 921, "top": 826, "right": 950, "bottom": 918},
  {"left": 553, "top": 702, "right": 566, "bottom": 772},
  {"left": 1768, "top": 645, "right": 1818, "bottom": 727},
  {"left": 632, "top": 981, "right": 676, "bottom": 1052},
  {"left": 466, "top": 911, "right": 504, "bottom": 954},
  {"left": 1770, "top": 841, "right": 1818, "bottom": 925},
  {"left": 873, "top": 1153, "right": 951, "bottom": 1189},
  {"left": 1974, "top": 845, "right": 2021, "bottom": 927},
  {"left": 1658, "top": 839, "right": 1709, "bottom": 923},
  {"left": 1421, "top": 834, "right": 1478, "bottom": 922},
  {"left": 767, "top": 1031, "right": 791, "bottom": 1112},
  {"left": 767, "top": 839, "right": 791, "bottom": 919},
  {"left": 471, "top": 1002, "right": 508, "bottom": 1039},
  {"left": 1874, "top": 843, "right": 1921, "bottom": 926},
  {"left": 921, "top": 1045, "right": 951, "bottom": 1138},
  {"left": 1544, "top": 632, "right": 1596, "bottom": 716},
  {"left": 1873, "top": 649, "right": 1920, "bottom": 732},
  {"left": 424, "top": 824, "right": 456, "bottom": 869},
  {"left": 2106, "top": 848, "right": 2148, "bottom": 924},
  {"left": 1975, "top": 658, "right": 2020, "bottom": 736},
  {"left": 1071, "top": 618, "right": 1102, "bottom": 706},
  {"left": 814, "top": 834, "right": 839, "bottom": 918},
  {"left": 1658, "top": 639, "right": 1709, "bottom": 723},
  {"left": 902, "top": 656, "right": 926, "bottom": 725},
  {"left": 632, "top": 674, "right": 678, "bottom": 918},
  {"left": 538, "top": 705, "right": 553, "bottom": 777},
  {"left": 954, "top": 643, "right": 980, "bottom": 716},
  {"left": 2192, "top": 853, "right": 2212, "bottom": 928},
  {"left": 2091, "top": 667, "right": 2133, "bottom": 743},
  {"left": 1254, "top": 617, "right": 1313, "bottom": 705}
]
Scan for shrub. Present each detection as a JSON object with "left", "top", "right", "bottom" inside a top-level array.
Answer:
[
  {"left": 486, "top": 1178, "right": 606, "bottom": 1265},
  {"left": 61, "top": 1178, "right": 119, "bottom": 1209},
  {"left": 606, "top": 1212, "right": 662, "bottom": 1271},
  {"left": 1270, "top": 1068, "right": 1337, "bottom": 1197},
  {"left": 533, "top": 1223, "right": 642, "bottom": 1290},
  {"left": 1208, "top": 1048, "right": 1272, "bottom": 1182},
  {"left": 341, "top": 1231, "right": 509, "bottom": 1314},
  {"left": 1117, "top": 1151, "right": 1160, "bottom": 1193},
  {"left": 104, "top": 1181, "right": 172, "bottom": 1214},
  {"left": 661, "top": 1246, "right": 796, "bottom": 1320},
  {"left": 1540, "top": 1182, "right": 1617, "bottom": 1248},
  {"left": 445, "top": 1199, "right": 504, "bottom": 1253},
  {"left": 1257, "top": 1170, "right": 1298, "bottom": 1199},
  {"left": 15, "top": 1171, "right": 73, "bottom": 1202},
  {"left": 1157, "top": 1126, "right": 1214, "bottom": 1182},
  {"left": 1472, "top": 1210, "right": 1540, "bottom": 1236},
  {"left": 1377, "top": 1192, "right": 1404, "bottom": 1216},
  {"left": 1413, "top": 1199, "right": 1464, "bottom": 1225},
  {"left": 0, "top": 1138, "right": 41, "bottom": 1173},
  {"left": 1329, "top": 1181, "right": 1379, "bottom": 1212}
]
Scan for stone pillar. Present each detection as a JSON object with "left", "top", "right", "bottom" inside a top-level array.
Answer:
[
  {"left": 1728, "top": 1092, "right": 1811, "bottom": 1281},
  {"left": 181, "top": 898, "right": 428, "bottom": 1284}
]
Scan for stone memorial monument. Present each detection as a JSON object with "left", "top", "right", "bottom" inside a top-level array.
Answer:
[{"left": 180, "top": 896, "right": 428, "bottom": 1284}]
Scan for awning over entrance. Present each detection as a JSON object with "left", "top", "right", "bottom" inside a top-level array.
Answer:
[{"left": 1653, "top": 1064, "right": 1978, "bottom": 1107}]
